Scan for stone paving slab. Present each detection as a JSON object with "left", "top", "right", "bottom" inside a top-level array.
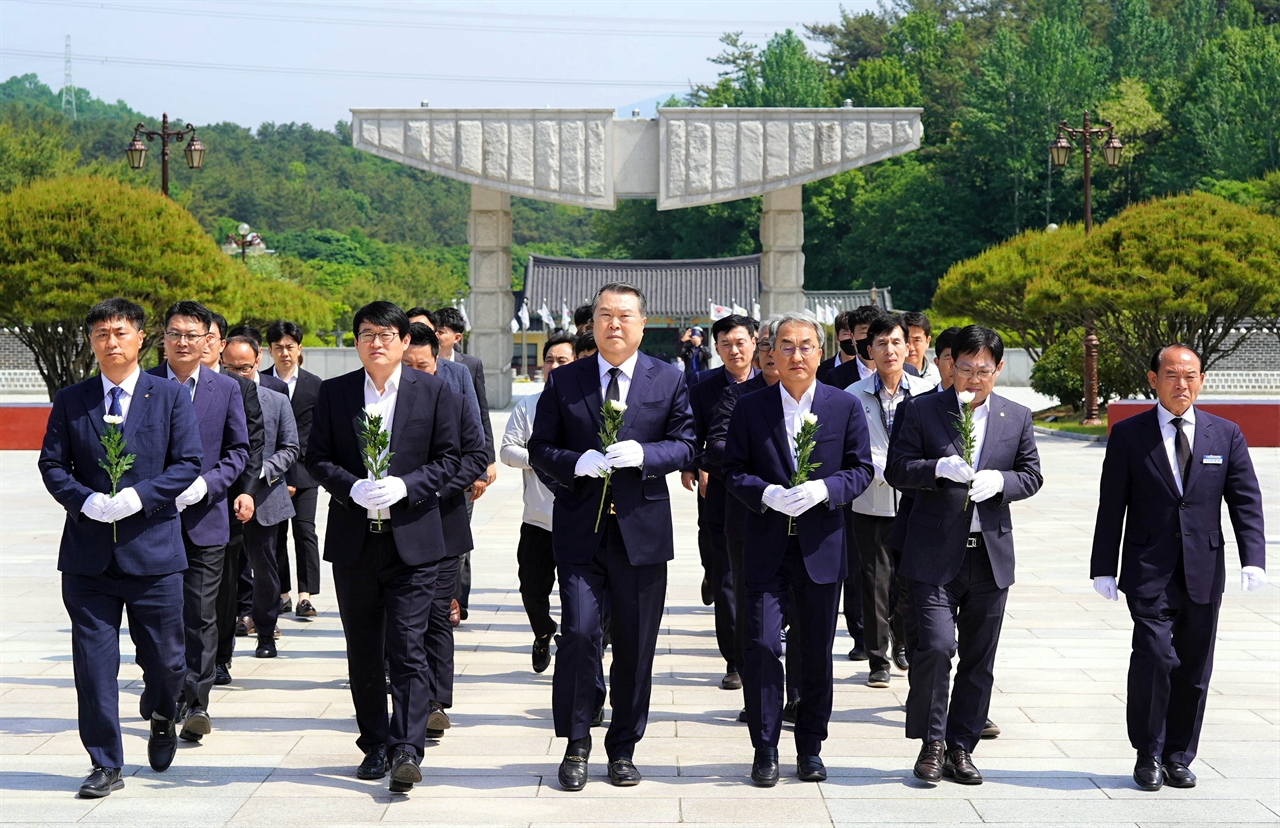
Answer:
[{"left": 1, "top": 423, "right": 1277, "bottom": 826}]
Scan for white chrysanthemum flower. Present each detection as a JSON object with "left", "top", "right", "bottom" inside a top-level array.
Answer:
[
  {"left": 610, "top": 400, "right": 627, "bottom": 413},
  {"left": 957, "top": 390, "right": 977, "bottom": 405},
  {"left": 103, "top": 414, "right": 124, "bottom": 425},
  {"left": 364, "top": 403, "right": 383, "bottom": 419},
  {"left": 802, "top": 412, "right": 818, "bottom": 426}
]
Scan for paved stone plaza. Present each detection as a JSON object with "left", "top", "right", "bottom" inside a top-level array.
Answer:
[{"left": 1, "top": 415, "right": 1277, "bottom": 826}]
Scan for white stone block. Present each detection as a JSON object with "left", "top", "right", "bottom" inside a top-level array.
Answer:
[
  {"left": 895, "top": 119, "right": 914, "bottom": 146},
  {"left": 667, "top": 120, "right": 686, "bottom": 197},
  {"left": 535, "top": 120, "right": 559, "bottom": 191},
  {"left": 509, "top": 121, "right": 533, "bottom": 186},
  {"left": 431, "top": 121, "right": 455, "bottom": 168},
  {"left": 458, "top": 120, "right": 483, "bottom": 174},
  {"left": 687, "top": 121, "right": 712, "bottom": 194},
  {"left": 740, "top": 121, "right": 763, "bottom": 185},
  {"left": 406, "top": 120, "right": 430, "bottom": 161},
  {"left": 791, "top": 121, "right": 815, "bottom": 174},
  {"left": 560, "top": 120, "right": 584, "bottom": 195},
  {"left": 764, "top": 121, "right": 789, "bottom": 181},
  {"left": 359, "top": 119, "right": 378, "bottom": 146},
  {"left": 482, "top": 121, "right": 508, "bottom": 181},
  {"left": 378, "top": 120, "right": 404, "bottom": 154},
  {"left": 713, "top": 121, "right": 737, "bottom": 191},
  {"left": 818, "top": 121, "right": 840, "bottom": 166},
  {"left": 586, "top": 119, "right": 606, "bottom": 198},
  {"left": 870, "top": 121, "right": 893, "bottom": 152},
  {"left": 844, "top": 120, "right": 867, "bottom": 160}
]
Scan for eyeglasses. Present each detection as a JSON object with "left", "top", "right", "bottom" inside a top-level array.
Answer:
[
  {"left": 953, "top": 364, "right": 996, "bottom": 380},
  {"left": 357, "top": 330, "right": 401, "bottom": 345},
  {"left": 757, "top": 339, "right": 773, "bottom": 352},
  {"left": 775, "top": 344, "right": 819, "bottom": 358},
  {"left": 164, "top": 330, "right": 210, "bottom": 344}
]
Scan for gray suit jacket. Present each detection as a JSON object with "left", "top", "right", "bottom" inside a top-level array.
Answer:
[
  {"left": 437, "top": 358, "right": 483, "bottom": 437},
  {"left": 252, "top": 382, "right": 299, "bottom": 527}
]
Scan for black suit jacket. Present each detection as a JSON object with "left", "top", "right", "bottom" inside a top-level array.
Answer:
[
  {"left": 705, "top": 373, "right": 769, "bottom": 541},
  {"left": 225, "top": 370, "right": 265, "bottom": 499},
  {"left": 826, "top": 357, "right": 918, "bottom": 391},
  {"left": 439, "top": 389, "right": 490, "bottom": 559},
  {"left": 453, "top": 351, "right": 494, "bottom": 465},
  {"left": 305, "top": 367, "right": 462, "bottom": 567},
  {"left": 263, "top": 366, "right": 323, "bottom": 489},
  {"left": 1090, "top": 408, "right": 1266, "bottom": 604},
  {"left": 687, "top": 367, "right": 737, "bottom": 525}
]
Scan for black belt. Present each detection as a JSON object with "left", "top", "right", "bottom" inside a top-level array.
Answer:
[
  {"left": 367, "top": 520, "right": 392, "bottom": 535},
  {"left": 966, "top": 533, "right": 984, "bottom": 548}
]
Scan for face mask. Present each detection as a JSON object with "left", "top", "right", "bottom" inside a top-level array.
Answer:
[
  {"left": 855, "top": 337, "right": 872, "bottom": 360},
  {"left": 839, "top": 338, "right": 858, "bottom": 356}
]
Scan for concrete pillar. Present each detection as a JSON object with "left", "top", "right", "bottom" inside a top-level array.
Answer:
[
  {"left": 467, "top": 184, "right": 513, "bottom": 409},
  {"left": 758, "top": 185, "right": 806, "bottom": 318}
]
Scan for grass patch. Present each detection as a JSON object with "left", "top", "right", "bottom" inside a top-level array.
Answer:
[
  {"left": 1032, "top": 404, "right": 1109, "bottom": 436},
  {"left": 1035, "top": 420, "right": 1109, "bottom": 437}
]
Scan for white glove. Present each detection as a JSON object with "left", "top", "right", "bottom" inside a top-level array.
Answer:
[
  {"left": 81, "top": 492, "right": 113, "bottom": 523},
  {"left": 1093, "top": 576, "right": 1118, "bottom": 601},
  {"left": 103, "top": 488, "right": 143, "bottom": 522},
  {"left": 350, "top": 478, "right": 383, "bottom": 510},
  {"left": 935, "top": 455, "right": 975, "bottom": 484},
  {"left": 574, "top": 450, "right": 609, "bottom": 478},
  {"left": 761, "top": 484, "right": 789, "bottom": 514},
  {"left": 1241, "top": 566, "right": 1267, "bottom": 592},
  {"left": 175, "top": 475, "right": 208, "bottom": 508},
  {"left": 365, "top": 476, "right": 408, "bottom": 510},
  {"left": 968, "top": 469, "right": 1005, "bottom": 503},
  {"left": 781, "top": 480, "right": 829, "bottom": 517},
  {"left": 605, "top": 440, "right": 645, "bottom": 470}
]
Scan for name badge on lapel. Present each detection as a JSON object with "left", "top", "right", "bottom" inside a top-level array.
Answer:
[{"left": 1202, "top": 455, "right": 1223, "bottom": 465}]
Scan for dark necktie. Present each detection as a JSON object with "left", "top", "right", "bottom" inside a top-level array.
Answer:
[
  {"left": 1171, "top": 416, "right": 1191, "bottom": 488},
  {"left": 605, "top": 367, "right": 621, "bottom": 403},
  {"left": 108, "top": 386, "right": 123, "bottom": 418}
]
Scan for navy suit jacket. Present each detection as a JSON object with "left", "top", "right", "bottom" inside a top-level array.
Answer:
[
  {"left": 306, "top": 367, "right": 461, "bottom": 567},
  {"left": 263, "top": 366, "right": 323, "bottom": 489},
  {"left": 529, "top": 352, "right": 696, "bottom": 566},
  {"left": 723, "top": 381, "right": 874, "bottom": 585},
  {"left": 439, "top": 389, "right": 490, "bottom": 559},
  {"left": 687, "top": 366, "right": 744, "bottom": 526},
  {"left": 887, "top": 390, "right": 1042, "bottom": 589},
  {"left": 453, "top": 351, "right": 495, "bottom": 465},
  {"left": 887, "top": 383, "right": 944, "bottom": 552},
  {"left": 705, "top": 373, "right": 769, "bottom": 542},
  {"left": 39, "top": 371, "right": 203, "bottom": 576},
  {"left": 148, "top": 365, "right": 250, "bottom": 547},
  {"left": 1090, "top": 408, "right": 1266, "bottom": 604}
]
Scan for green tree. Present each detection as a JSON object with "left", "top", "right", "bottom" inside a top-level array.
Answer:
[
  {"left": 1030, "top": 327, "right": 1145, "bottom": 409},
  {"left": 0, "top": 103, "right": 78, "bottom": 192}
]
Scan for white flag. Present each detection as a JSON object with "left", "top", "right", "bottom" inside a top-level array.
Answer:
[
  {"left": 538, "top": 300, "right": 553, "bottom": 329},
  {"left": 561, "top": 302, "right": 572, "bottom": 331},
  {"left": 709, "top": 299, "right": 731, "bottom": 321},
  {"left": 509, "top": 318, "right": 519, "bottom": 334},
  {"left": 459, "top": 299, "right": 472, "bottom": 332},
  {"left": 518, "top": 299, "right": 531, "bottom": 331},
  {"left": 752, "top": 302, "right": 761, "bottom": 321},
  {"left": 732, "top": 301, "right": 748, "bottom": 317}
]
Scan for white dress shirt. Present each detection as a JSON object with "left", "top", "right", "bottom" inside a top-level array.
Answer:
[
  {"left": 275, "top": 367, "right": 298, "bottom": 399},
  {"left": 100, "top": 366, "right": 141, "bottom": 423},
  {"left": 967, "top": 392, "right": 992, "bottom": 532},
  {"left": 857, "top": 359, "right": 876, "bottom": 382},
  {"left": 780, "top": 380, "right": 818, "bottom": 466},
  {"left": 500, "top": 392, "right": 554, "bottom": 531},
  {"left": 1156, "top": 403, "right": 1196, "bottom": 497},
  {"left": 165, "top": 362, "right": 200, "bottom": 401},
  {"left": 597, "top": 351, "right": 640, "bottom": 407},
  {"left": 362, "top": 364, "right": 402, "bottom": 519}
]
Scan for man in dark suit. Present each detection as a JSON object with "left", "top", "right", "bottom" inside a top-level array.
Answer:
[
  {"left": 683, "top": 313, "right": 757, "bottom": 690},
  {"left": 887, "top": 325, "right": 1042, "bottom": 786},
  {"left": 529, "top": 283, "right": 695, "bottom": 791},
  {"left": 264, "top": 319, "right": 325, "bottom": 619},
  {"left": 825, "top": 305, "right": 922, "bottom": 391},
  {"left": 148, "top": 301, "right": 250, "bottom": 743},
  {"left": 1090, "top": 344, "right": 1266, "bottom": 792},
  {"left": 402, "top": 323, "right": 489, "bottom": 738},
  {"left": 39, "top": 298, "right": 203, "bottom": 796},
  {"left": 306, "top": 302, "right": 461, "bottom": 793},
  {"left": 724, "top": 312, "right": 874, "bottom": 787},
  {"left": 814, "top": 309, "right": 857, "bottom": 385}
]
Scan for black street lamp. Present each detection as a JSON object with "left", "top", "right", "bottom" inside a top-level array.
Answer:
[
  {"left": 1050, "top": 110, "right": 1123, "bottom": 426},
  {"left": 125, "top": 113, "right": 205, "bottom": 197},
  {"left": 226, "top": 222, "right": 253, "bottom": 263}
]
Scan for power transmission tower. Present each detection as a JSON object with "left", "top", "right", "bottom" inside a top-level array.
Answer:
[{"left": 62, "top": 35, "right": 77, "bottom": 119}]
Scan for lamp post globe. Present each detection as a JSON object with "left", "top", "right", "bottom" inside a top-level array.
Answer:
[
  {"left": 237, "top": 223, "right": 251, "bottom": 237},
  {"left": 1049, "top": 135, "right": 1072, "bottom": 168},
  {"left": 184, "top": 136, "right": 206, "bottom": 169},
  {"left": 1101, "top": 135, "right": 1123, "bottom": 168}
]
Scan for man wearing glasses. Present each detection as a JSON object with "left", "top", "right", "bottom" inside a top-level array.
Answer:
[
  {"left": 146, "top": 301, "right": 250, "bottom": 745},
  {"left": 305, "top": 302, "right": 461, "bottom": 793},
  {"left": 887, "top": 326, "right": 1042, "bottom": 786}
]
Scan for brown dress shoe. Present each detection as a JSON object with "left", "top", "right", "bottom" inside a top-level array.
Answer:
[
  {"left": 449, "top": 599, "right": 462, "bottom": 627},
  {"left": 942, "top": 748, "right": 983, "bottom": 785},
  {"left": 914, "top": 740, "right": 945, "bottom": 782}
]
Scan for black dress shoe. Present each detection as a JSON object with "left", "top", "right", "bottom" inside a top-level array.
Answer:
[
  {"left": 591, "top": 704, "right": 605, "bottom": 727},
  {"left": 388, "top": 747, "right": 421, "bottom": 793},
  {"left": 751, "top": 747, "right": 779, "bottom": 787},
  {"left": 255, "top": 636, "right": 277, "bottom": 658},
  {"left": 893, "top": 647, "right": 910, "bottom": 671},
  {"left": 234, "top": 617, "right": 248, "bottom": 637},
  {"left": 1161, "top": 760, "right": 1196, "bottom": 788},
  {"left": 458, "top": 606, "right": 469, "bottom": 621},
  {"left": 214, "top": 662, "right": 232, "bottom": 686},
  {"left": 782, "top": 700, "right": 798, "bottom": 724},
  {"left": 700, "top": 576, "right": 713, "bottom": 606},
  {"left": 1133, "top": 755, "right": 1163, "bottom": 791},
  {"left": 942, "top": 748, "right": 982, "bottom": 785},
  {"left": 914, "top": 740, "right": 945, "bottom": 782},
  {"left": 280, "top": 596, "right": 292, "bottom": 614},
  {"left": 148, "top": 717, "right": 177, "bottom": 772},
  {"left": 847, "top": 643, "right": 868, "bottom": 661},
  {"left": 532, "top": 635, "right": 552, "bottom": 673},
  {"left": 179, "top": 706, "right": 211, "bottom": 743},
  {"left": 558, "top": 736, "right": 590, "bottom": 791},
  {"left": 796, "top": 755, "right": 827, "bottom": 782},
  {"left": 426, "top": 701, "right": 450, "bottom": 740},
  {"left": 736, "top": 708, "right": 747, "bottom": 723},
  {"left": 608, "top": 758, "right": 642, "bottom": 786},
  {"left": 867, "top": 669, "right": 891, "bottom": 688},
  {"left": 981, "top": 718, "right": 1000, "bottom": 739},
  {"left": 357, "top": 745, "right": 389, "bottom": 779},
  {"left": 721, "top": 671, "right": 742, "bottom": 690},
  {"left": 78, "top": 766, "right": 123, "bottom": 798},
  {"left": 295, "top": 598, "right": 317, "bottom": 618}
]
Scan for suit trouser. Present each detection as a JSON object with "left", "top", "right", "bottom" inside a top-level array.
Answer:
[
  {"left": 65, "top": 566, "right": 185, "bottom": 769},
  {"left": 696, "top": 496, "right": 714, "bottom": 580},
  {"left": 334, "top": 530, "right": 438, "bottom": 760},
  {"left": 276, "top": 486, "right": 321, "bottom": 595},
  {"left": 854, "top": 512, "right": 906, "bottom": 673},
  {"left": 1125, "top": 560, "right": 1220, "bottom": 766},
  {"left": 742, "top": 538, "right": 840, "bottom": 755},
  {"left": 517, "top": 522, "right": 558, "bottom": 640},
  {"left": 553, "top": 515, "right": 666, "bottom": 760},
  {"left": 840, "top": 515, "right": 864, "bottom": 645},
  {"left": 181, "top": 536, "right": 226, "bottom": 710},
  {"left": 728, "top": 534, "right": 803, "bottom": 707},
  {"left": 426, "top": 553, "right": 462, "bottom": 708},
  {"left": 245, "top": 519, "right": 283, "bottom": 638},
  {"left": 215, "top": 525, "right": 245, "bottom": 664},
  {"left": 906, "top": 541, "right": 1008, "bottom": 753},
  {"left": 706, "top": 518, "right": 737, "bottom": 673},
  {"left": 455, "top": 499, "right": 473, "bottom": 608}
]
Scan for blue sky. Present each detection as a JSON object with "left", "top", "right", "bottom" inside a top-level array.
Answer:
[{"left": 1, "top": 0, "right": 868, "bottom": 129}]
